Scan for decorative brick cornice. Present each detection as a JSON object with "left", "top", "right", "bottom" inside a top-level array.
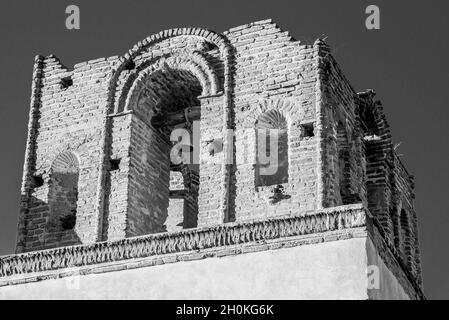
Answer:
[{"left": 0, "top": 205, "right": 366, "bottom": 278}]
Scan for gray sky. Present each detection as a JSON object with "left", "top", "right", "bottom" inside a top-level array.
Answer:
[{"left": 0, "top": 0, "right": 447, "bottom": 299}]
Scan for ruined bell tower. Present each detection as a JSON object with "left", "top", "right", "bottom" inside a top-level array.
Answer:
[{"left": 0, "top": 19, "right": 423, "bottom": 299}]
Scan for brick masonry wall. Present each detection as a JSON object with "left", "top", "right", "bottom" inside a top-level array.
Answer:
[
  {"left": 227, "top": 21, "right": 319, "bottom": 221},
  {"left": 18, "top": 55, "right": 118, "bottom": 252},
  {"left": 103, "top": 114, "right": 131, "bottom": 241},
  {"left": 357, "top": 91, "right": 422, "bottom": 285},
  {"left": 16, "top": 19, "right": 422, "bottom": 287},
  {"left": 314, "top": 40, "right": 367, "bottom": 209}
]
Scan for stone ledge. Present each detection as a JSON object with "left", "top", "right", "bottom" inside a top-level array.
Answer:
[
  {"left": 0, "top": 204, "right": 366, "bottom": 284},
  {"left": 1, "top": 227, "right": 367, "bottom": 287}
]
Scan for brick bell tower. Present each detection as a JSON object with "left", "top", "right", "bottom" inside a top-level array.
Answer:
[{"left": 0, "top": 19, "right": 423, "bottom": 299}]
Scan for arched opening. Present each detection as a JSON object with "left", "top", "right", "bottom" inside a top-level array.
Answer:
[
  {"left": 255, "top": 110, "right": 288, "bottom": 187},
  {"left": 360, "top": 105, "right": 380, "bottom": 137},
  {"left": 126, "top": 66, "right": 202, "bottom": 236},
  {"left": 393, "top": 207, "right": 401, "bottom": 249},
  {"left": 400, "top": 209, "right": 413, "bottom": 268},
  {"left": 336, "top": 121, "right": 351, "bottom": 205},
  {"left": 47, "top": 152, "right": 79, "bottom": 232}
]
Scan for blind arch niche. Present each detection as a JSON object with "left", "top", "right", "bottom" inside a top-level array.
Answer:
[{"left": 255, "top": 110, "right": 289, "bottom": 187}]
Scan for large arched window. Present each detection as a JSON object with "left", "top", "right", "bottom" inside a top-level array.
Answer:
[
  {"left": 122, "top": 66, "right": 204, "bottom": 236},
  {"left": 47, "top": 152, "right": 79, "bottom": 231},
  {"left": 255, "top": 110, "right": 288, "bottom": 187}
]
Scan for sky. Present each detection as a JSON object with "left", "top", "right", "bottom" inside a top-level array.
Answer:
[{"left": 0, "top": 0, "right": 448, "bottom": 299}]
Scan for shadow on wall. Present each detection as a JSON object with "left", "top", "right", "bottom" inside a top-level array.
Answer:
[{"left": 18, "top": 194, "right": 82, "bottom": 252}]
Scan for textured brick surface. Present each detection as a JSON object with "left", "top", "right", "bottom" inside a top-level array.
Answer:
[{"left": 14, "top": 19, "right": 422, "bottom": 291}]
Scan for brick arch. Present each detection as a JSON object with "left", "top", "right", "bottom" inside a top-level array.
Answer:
[
  {"left": 256, "top": 109, "right": 288, "bottom": 130},
  {"left": 241, "top": 98, "right": 297, "bottom": 129},
  {"left": 123, "top": 27, "right": 231, "bottom": 62},
  {"left": 94, "top": 29, "right": 235, "bottom": 239},
  {"left": 107, "top": 28, "right": 232, "bottom": 116},
  {"left": 359, "top": 94, "right": 392, "bottom": 146},
  {"left": 358, "top": 92, "right": 396, "bottom": 241},
  {"left": 399, "top": 208, "right": 413, "bottom": 268},
  {"left": 50, "top": 151, "right": 79, "bottom": 173},
  {"left": 119, "top": 53, "right": 220, "bottom": 114},
  {"left": 243, "top": 99, "right": 298, "bottom": 189}
]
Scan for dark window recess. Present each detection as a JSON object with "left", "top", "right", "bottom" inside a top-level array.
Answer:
[
  {"left": 60, "top": 76, "right": 73, "bottom": 89},
  {"left": 30, "top": 175, "right": 44, "bottom": 188},
  {"left": 109, "top": 159, "right": 121, "bottom": 171},
  {"left": 301, "top": 123, "right": 315, "bottom": 137},
  {"left": 203, "top": 41, "right": 218, "bottom": 51}
]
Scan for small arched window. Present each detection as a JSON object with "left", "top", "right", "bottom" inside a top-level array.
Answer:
[
  {"left": 47, "top": 152, "right": 79, "bottom": 231},
  {"left": 255, "top": 110, "right": 288, "bottom": 187}
]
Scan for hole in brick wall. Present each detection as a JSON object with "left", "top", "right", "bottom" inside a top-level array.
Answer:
[
  {"left": 268, "top": 185, "right": 291, "bottom": 205},
  {"left": 60, "top": 210, "right": 76, "bottom": 230},
  {"left": 123, "top": 59, "right": 136, "bottom": 71},
  {"left": 30, "top": 175, "right": 44, "bottom": 188},
  {"left": 301, "top": 123, "right": 314, "bottom": 138},
  {"left": 60, "top": 76, "right": 73, "bottom": 89},
  {"left": 208, "top": 138, "right": 223, "bottom": 156},
  {"left": 109, "top": 158, "right": 121, "bottom": 171}
]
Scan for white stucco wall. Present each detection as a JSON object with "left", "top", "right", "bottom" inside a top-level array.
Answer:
[
  {"left": 0, "top": 235, "right": 414, "bottom": 300},
  {"left": 1, "top": 237, "right": 372, "bottom": 300}
]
